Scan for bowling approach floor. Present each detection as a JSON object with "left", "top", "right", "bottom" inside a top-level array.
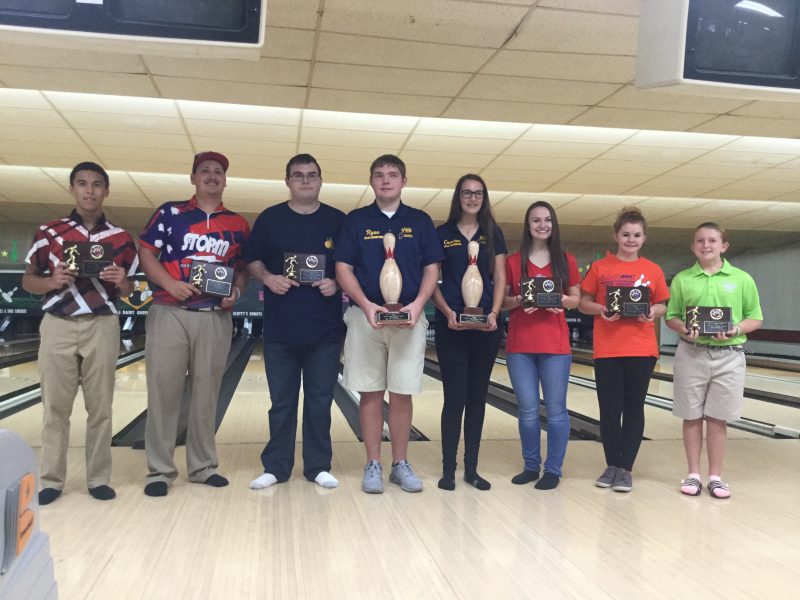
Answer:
[{"left": 2, "top": 351, "right": 800, "bottom": 599}]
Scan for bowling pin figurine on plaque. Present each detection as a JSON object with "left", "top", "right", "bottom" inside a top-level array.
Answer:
[
  {"left": 377, "top": 232, "right": 409, "bottom": 324},
  {"left": 458, "top": 241, "right": 488, "bottom": 327}
]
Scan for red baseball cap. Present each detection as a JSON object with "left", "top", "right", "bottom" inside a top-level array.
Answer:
[{"left": 192, "top": 151, "right": 229, "bottom": 173}]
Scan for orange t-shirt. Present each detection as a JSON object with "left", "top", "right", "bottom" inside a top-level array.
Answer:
[{"left": 580, "top": 254, "right": 668, "bottom": 359}]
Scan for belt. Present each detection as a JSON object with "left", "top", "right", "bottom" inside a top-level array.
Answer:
[
  {"left": 680, "top": 338, "right": 744, "bottom": 353},
  {"left": 180, "top": 306, "right": 222, "bottom": 312}
]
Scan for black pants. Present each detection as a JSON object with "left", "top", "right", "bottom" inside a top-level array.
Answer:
[
  {"left": 594, "top": 356, "right": 657, "bottom": 472},
  {"left": 434, "top": 321, "right": 502, "bottom": 475}
]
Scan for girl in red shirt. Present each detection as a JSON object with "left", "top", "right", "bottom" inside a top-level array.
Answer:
[
  {"left": 579, "top": 207, "right": 668, "bottom": 493},
  {"left": 503, "top": 201, "right": 580, "bottom": 490}
]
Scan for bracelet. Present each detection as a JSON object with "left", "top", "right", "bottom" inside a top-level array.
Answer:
[{"left": 488, "top": 310, "right": 497, "bottom": 318}]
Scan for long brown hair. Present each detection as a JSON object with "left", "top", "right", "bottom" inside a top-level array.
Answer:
[
  {"left": 519, "top": 201, "right": 569, "bottom": 290},
  {"left": 447, "top": 174, "right": 499, "bottom": 274}
]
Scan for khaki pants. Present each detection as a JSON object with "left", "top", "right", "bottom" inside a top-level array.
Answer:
[
  {"left": 144, "top": 304, "right": 232, "bottom": 484},
  {"left": 39, "top": 312, "right": 120, "bottom": 490}
]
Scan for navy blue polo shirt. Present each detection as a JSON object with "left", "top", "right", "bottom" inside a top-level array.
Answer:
[
  {"left": 243, "top": 201, "right": 344, "bottom": 345},
  {"left": 334, "top": 201, "right": 443, "bottom": 306},
  {"left": 435, "top": 222, "right": 507, "bottom": 323}
]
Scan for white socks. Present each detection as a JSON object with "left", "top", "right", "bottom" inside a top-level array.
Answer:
[
  {"left": 249, "top": 473, "right": 278, "bottom": 490},
  {"left": 250, "top": 471, "right": 339, "bottom": 489},
  {"left": 315, "top": 471, "right": 339, "bottom": 489}
]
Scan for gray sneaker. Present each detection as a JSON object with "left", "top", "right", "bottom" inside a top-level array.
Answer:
[
  {"left": 389, "top": 460, "right": 423, "bottom": 493},
  {"left": 595, "top": 466, "right": 618, "bottom": 488},
  {"left": 362, "top": 460, "right": 384, "bottom": 494},
  {"left": 612, "top": 469, "right": 633, "bottom": 492}
]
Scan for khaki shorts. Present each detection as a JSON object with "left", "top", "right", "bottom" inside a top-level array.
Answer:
[
  {"left": 341, "top": 305, "right": 428, "bottom": 395},
  {"left": 672, "top": 340, "right": 746, "bottom": 421}
]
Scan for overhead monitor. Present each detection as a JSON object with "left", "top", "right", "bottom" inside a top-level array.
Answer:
[
  {"left": 0, "top": 0, "right": 266, "bottom": 59},
  {"left": 637, "top": 0, "right": 800, "bottom": 99}
]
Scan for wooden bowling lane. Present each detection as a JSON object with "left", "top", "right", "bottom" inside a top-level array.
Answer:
[
  {"left": 0, "top": 357, "right": 40, "bottom": 395},
  {"left": 36, "top": 436, "right": 800, "bottom": 600}
]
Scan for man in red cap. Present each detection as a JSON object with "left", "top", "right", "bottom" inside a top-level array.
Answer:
[{"left": 138, "top": 151, "right": 250, "bottom": 497}]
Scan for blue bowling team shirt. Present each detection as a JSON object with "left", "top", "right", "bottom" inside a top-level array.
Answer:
[{"left": 334, "top": 201, "right": 443, "bottom": 306}]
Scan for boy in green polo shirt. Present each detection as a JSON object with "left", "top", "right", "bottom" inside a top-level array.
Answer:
[{"left": 666, "top": 222, "right": 763, "bottom": 499}]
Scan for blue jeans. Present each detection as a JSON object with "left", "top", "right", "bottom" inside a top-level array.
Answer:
[
  {"left": 261, "top": 340, "right": 340, "bottom": 481},
  {"left": 506, "top": 352, "right": 571, "bottom": 477}
]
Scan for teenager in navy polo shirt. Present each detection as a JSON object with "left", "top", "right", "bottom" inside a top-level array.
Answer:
[
  {"left": 138, "top": 151, "right": 250, "bottom": 498},
  {"left": 244, "top": 154, "right": 344, "bottom": 491},
  {"left": 431, "top": 174, "right": 507, "bottom": 492},
  {"left": 334, "top": 154, "right": 443, "bottom": 494}
]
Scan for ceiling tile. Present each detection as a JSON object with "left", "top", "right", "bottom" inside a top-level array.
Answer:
[
  {"left": 300, "top": 127, "right": 407, "bottom": 149},
  {"left": 261, "top": 27, "right": 317, "bottom": 60},
  {"left": 404, "top": 135, "right": 512, "bottom": 154},
  {"left": 0, "top": 107, "right": 67, "bottom": 127},
  {"left": 0, "top": 42, "right": 145, "bottom": 73},
  {"left": 601, "top": 145, "right": 709, "bottom": 162},
  {"left": 0, "top": 124, "right": 80, "bottom": 144},
  {"left": 316, "top": 33, "right": 494, "bottom": 72},
  {"left": 0, "top": 89, "right": 48, "bottom": 109},
  {"left": 722, "top": 137, "right": 800, "bottom": 154},
  {"left": 522, "top": 124, "right": 635, "bottom": 144},
  {"left": 64, "top": 112, "right": 185, "bottom": 135},
  {"left": 307, "top": 89, "right": 450, "bottom": 117},
  {"left": 505, "top": 140, "right": 611, "bottom": 158},
  {"left": 415, "top": 117, "right": 529, "bottom": 139},
  {"left": 192, "top": 137, "right": 296, "bottom": 157},
  {"left": 266, "top": 0, "right": 321, "bottom": 29},
  {"left": 507, "top": 7, "right": 637, "bottom": 55},
  {"left": 320, "top": 0, "right": 529, "bottom": 48},
  {"left": 144, "top": 56, "right": 309, "bottom": 87},
  {"left": 399, "top": 150, "right": 494, "bottom": 169},
  {"left": 538, "top": 0, "right": 639, "bottom": 14},
  {"left": 80, "top": 130, "right": 191, "bottom": 151},
  {"left": 480, "top": 168, "right": 570, "bottom": 184},
  {"left": 92, "top": 147, "right": 190, "bottom": 164},
  {"left": 570, "top": 107, "right": 716, "bottom": 132},
  {"left": 45, "top": 92, "right": 177, "bottom": 116},
  {"left": 0, "top": 66, "right": 158, "bottom": 97},
  {"left": 155, "top": 77, "right": 306, "bottom": 108},
  {"left": 621, "top": 130, "right": 735, "bottom": 149},
  {"left": 185, "top": 119, "right": 297, "bottom": 143},
  {"left": 691, "top": 116, "right": 800, "bottom": 138},
  {"left": 489, "top": 155, "right": 589, "bottom": 170},
  {"left": 0, "top": 140, "right": 92, "bottom": 158},
  {"left": 668, "top": 164, "right": 763, "bottom": 180},
  {"left": 442, "top": 99, "right": 586, "bottom": 124},
  {"left": 461, "top": 75, "right": 620, "bottom": 105},
  {"left": 602, "top": 85, "right": 749, "bottom": 114},
  {"left": 578, "top": 159, "right": 679, "bottom": 175},
  {"left": 693, "top": 150, "right": 793, "bottom": 168},
  {"left": 312, "top": 63, "right": 469, "bottom": 97},
  {"left": 483, "top": 50, "right": 634, "bottom": 83},
  {"left": 179, "top": 101, "right": 300, "bottom": 126},
  {"left": 301, "top": 110, "right": 418, "bottom": 133}
]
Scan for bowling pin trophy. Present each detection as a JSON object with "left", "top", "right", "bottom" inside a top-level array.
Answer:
[
  {"left": 458, "top": 241, "right": 489, "bottom": 328},
  {"left": 377, "top": 232, "right": 409, "bottom": 324}
]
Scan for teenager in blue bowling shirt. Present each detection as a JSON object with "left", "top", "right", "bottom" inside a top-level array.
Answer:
[
  {"left": 431, "top": 174, "right": 507, "bottom": 491},
  {"left": 245, "top": 154, "right": 344, "bottom": 490},
  {"left": 334, "top": 155, "right": 443, "bottom": 494}
]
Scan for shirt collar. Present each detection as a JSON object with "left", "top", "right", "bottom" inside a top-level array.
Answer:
[
  {"left": 69, "top": 208, "right": 107, "bottom": 230},
  {"left": 368, "top": 200, "right": 407, "bottom": 218},
  {"left": 188, "top": 195, "right": 225, "bottom": 212},
  {"left": 690, "top": 258, "right": 731, "bottom": 276}
]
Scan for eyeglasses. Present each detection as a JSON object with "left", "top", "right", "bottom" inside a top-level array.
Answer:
[
  {"left": 289, "top": 172, "right": 320, "bottom": 182},
  {"left": 460, "top": 189, "right": 484, "bottom": 200}
]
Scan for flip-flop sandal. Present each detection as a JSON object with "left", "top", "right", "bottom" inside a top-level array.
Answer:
[
  {"left": 680, "top": 477, "right": 702, "bottom": 496},
  {"left": 707, "top": 480, "right": 731, "bottom": 499}
]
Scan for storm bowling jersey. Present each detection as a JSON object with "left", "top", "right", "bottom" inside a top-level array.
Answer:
[{"left": 139, "top": 196, "right": 250, "bottom": 309}]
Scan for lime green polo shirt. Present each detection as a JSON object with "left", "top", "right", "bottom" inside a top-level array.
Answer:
[{"left": 666, "top": 259, "right": 762, "bottom": 346}]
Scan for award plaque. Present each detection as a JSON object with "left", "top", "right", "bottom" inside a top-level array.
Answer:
[
  {"left": 521, "top": 276, "right": 562, "bottom": 308},
  {"left": 284, "top": 252, "right": 326, "bottom": 285},
  {"left": 189, "top": 260, "right": 233, "bottom": 297},
  {"left": 62, "top": 242, "right": 113, "bottom": 277},
  {"left": 685, "top": 306, "right": 732, "bottom": 336},
  {"left": 606, "top": 286, "right": 651, "bottom": 317},
  {"left": 458, "top": 307, "right": 488, "bottom": 327}
]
